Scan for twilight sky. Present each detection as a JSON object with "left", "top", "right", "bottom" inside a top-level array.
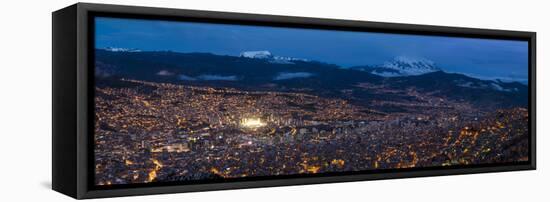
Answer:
[{"left": 95, "top": 17, "right": 528, "bottom": 82}]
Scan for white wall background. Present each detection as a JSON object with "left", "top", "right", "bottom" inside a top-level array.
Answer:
[{"left": 0, "top": 0, "right": 547, "bottom": 201}]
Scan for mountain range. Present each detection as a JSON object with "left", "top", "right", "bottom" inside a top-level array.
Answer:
[{"left": 95, "top": 48, "right": 528, "bottom": 109}]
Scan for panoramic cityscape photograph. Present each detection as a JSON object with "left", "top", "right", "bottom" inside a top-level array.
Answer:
[{"left": 93, "top": 17, "right": 529, "bottom": 186}]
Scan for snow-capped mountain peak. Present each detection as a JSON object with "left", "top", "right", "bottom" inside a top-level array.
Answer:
[
  {"left": 103, "top": 47, "right": 142, "bottom": 52},
  {"left": 240, "top": 50, "right": 272, "bottom": 59},
  {"left": 353, "top": 56, "right": 441, "bottom": 77},
  {"left": 381, "top": 56, "right": 440, "bottom": 74},
  {"left": 240, "top": 50, "right": 309, "bottom": 64}
]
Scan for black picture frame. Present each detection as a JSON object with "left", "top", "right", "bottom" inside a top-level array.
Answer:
[{"left": 52, "top": 2, "right": 536, "bottom": 199}]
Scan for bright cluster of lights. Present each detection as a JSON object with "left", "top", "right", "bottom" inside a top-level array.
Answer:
[{"left": 240, "top": 118, "right": 266, "bottom": 129}]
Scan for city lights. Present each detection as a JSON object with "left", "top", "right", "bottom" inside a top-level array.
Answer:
[
  {"left": 240, "top": 118, "right": 266, "bottom": 129},
  {"left": 94, "top": 79, "right": 529, "bottom": 185}
]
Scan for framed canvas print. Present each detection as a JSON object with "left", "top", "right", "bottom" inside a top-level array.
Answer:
[{"left": 52, "top": 3, "right": 536, "bottom": 199}]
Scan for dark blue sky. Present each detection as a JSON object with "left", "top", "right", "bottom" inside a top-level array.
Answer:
[{"left": 95, "top": 17, "right": 528, "bottom": 82}]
